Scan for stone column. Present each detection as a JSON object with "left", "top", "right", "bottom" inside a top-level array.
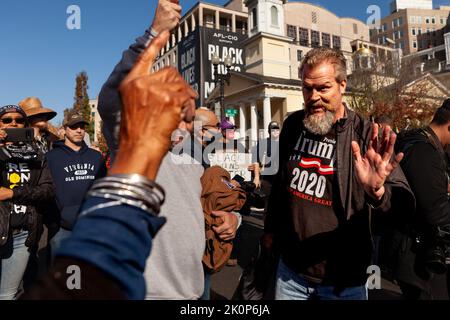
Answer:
[
  {"left": 239, "top": 102, "right": 246, "bottom": 144},
  {"left": 250, "top": 101, "right": 258, "bottom": 148},
  {"left": 232, "top": 14, "right": 236, "bottom": 33},
  {"left": 215, "top": 11, "right": 220, "bottom": 30},
  {"left": 199, "top": 7, "right": 204, "bottom": 27},
  {"left": 263, "top": 96, "right": 272, "bottom": 139}
]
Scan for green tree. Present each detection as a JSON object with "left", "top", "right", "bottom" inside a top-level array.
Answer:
[
  {"left": 70, "top": 71, "right": 95, "bottom": 140},
  {"left": 348, "top": 55, "right": 442, "bottom": 132}
]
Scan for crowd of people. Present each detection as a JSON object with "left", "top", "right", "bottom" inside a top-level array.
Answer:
[{"left": 0, "top": 0, "right": 448, "bottom": 300}]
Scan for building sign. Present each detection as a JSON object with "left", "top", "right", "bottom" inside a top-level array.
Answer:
[
  {"left": 208, "top": 151, "right": 252, "bottom": 181},
  {"left": 178, "top": 27, "right": 247, "bottom": 107},
  {"left": 225, "top": 108, "right": 238, "bottom": 117},
  {"left": 178, "top": 29, "right": 201, "bottom": 107},
  {"left": 200, "top": 27, "right": 247, "bottom": 103}
]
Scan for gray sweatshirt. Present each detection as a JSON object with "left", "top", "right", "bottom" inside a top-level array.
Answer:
[{"left": 144, "top": 153, "right": 205, "bottom": 300}]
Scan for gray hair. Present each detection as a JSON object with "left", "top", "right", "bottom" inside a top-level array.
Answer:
[{"left": 300, "top": 47, "right": 347, "bottom": 83}]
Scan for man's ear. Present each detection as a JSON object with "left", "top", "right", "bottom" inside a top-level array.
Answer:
[{"left": 340, "top": 79, "right": 347, "bottom": 95}]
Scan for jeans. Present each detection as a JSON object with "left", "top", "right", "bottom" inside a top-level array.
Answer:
[
  {"left": 0, "top": 231, "right": 30, "bottom": 300},
  {"left": 50, "top": 228, "right": 72, "bottom": 261},
  {"left": 200, "top": 272, "right": 211, "bottom": 300},
  {"left": 275, "top": 259, "right": 368, "bottom": 300}
]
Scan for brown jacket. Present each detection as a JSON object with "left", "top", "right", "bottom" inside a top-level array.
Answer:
[{"left": 201, "top": 166, "right": 246, "bottom": 273}]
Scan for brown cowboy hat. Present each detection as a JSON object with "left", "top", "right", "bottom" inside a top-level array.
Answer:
[{"left": 18, "top": 97, "right": 57, "bottom": 121}]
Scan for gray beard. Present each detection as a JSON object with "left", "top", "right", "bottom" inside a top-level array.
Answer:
[{"left": 303, "top": 110, "right": 335, "bottom": 135}]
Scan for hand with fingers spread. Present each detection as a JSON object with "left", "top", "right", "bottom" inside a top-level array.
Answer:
[
  {"left": 152, "top": 0, "right": 182, "bottom": 33},
  {"left": 351, "top": 123, "right": 404, "bottom": 201},
  {"left": 212, "top": 211, "right": 239, "bottom": 241},
  {"left": 110, "top": 30, "right": 197, "bottom": 180}
]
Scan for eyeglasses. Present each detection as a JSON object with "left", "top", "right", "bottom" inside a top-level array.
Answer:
[
  {"left": 68, "top": 123, "right": 86, "bottom": 130},
  {"left": 202, "top": 123, "right": 221, "bottom": 131},
  {"left": 1, "top": 117, "right": 25, "bottom": 124}
]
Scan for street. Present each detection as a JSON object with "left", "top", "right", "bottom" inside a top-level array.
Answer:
[{"left": 211, "top": 211, "right": 405, "bottom": 300}]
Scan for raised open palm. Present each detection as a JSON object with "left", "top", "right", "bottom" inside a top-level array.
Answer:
[{"left": 351, "top": 124, "right": 404, "bottom": 201}]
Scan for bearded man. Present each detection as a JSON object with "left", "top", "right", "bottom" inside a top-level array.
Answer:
[{"left": 262, "top": 47, "right": 414, "bottom": 300}]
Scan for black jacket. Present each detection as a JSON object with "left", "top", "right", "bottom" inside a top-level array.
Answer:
[
  {"left": 265, "top": 108, "right": 414, "bottom": 287},
  {"left": 392, "top": 127, "right": 450, "bottom": 291},
  {"left": 0, "top": 151, "right": 55, "bottom": 250}
]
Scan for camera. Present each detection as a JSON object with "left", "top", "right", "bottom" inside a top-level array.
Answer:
[{"left": 422, "top": 226, "right": 450, "bottom": 274}]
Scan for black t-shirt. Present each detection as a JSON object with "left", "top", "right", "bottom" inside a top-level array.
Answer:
[
  {"left": 286, "top": 129, "right": 338, "bottom": 281},
  {"left": 3, "top": 159, "right": 31, "bottom": 228}
]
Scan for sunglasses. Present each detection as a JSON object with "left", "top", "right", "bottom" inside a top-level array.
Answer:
[
  {"left": 1, "top": 117, "right": 25, "bottom": 124},
  {"left": 68, "top": 123, "right": 86, "bottom": 130}
]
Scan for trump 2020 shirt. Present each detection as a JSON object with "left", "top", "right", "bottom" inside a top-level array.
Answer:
[{"left": 286, "top": 128, "right": 338, "bottom": 282}]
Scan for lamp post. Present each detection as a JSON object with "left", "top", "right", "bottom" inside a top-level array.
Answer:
[{"left": 212, "top": 54, "right": 233, "bottom": 117}]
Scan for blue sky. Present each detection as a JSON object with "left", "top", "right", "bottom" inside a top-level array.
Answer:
[{"left": 0, "top": 0, "right": 449, "bottom": 124}]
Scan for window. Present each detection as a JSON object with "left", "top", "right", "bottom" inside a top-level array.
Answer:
[
  {"left": 298, "top": 67, "right": 302, "bottom": 79},
  {"left": 271, "top": 6, "right": 279, "bottom": 26},
  {"left": 431, "top": 17, "right": 435, "bottom": 24},
  {"left": 399, "top": 41, "right": 404, "bottom": 50},
  {"left": 252, "top": 8, "right": 257, "bottom": 28},
  {"left": 287, "top": 25, "right": 297, "bottom": 41},
  {"left": 410, "top": 16, "right": 416, "bottom": 24},
  {"left": 382, "top": 23, "right": 388, "bottom": 32},
  {"left": 412, "top": 28, "right": 416, "bottom": 36},
  {"left": 441, "top": 17, "right": 445, "bottom": 25},
  {"left": 299, "top": 28, "right": 309, "bottom": 46},
  {"left": 312, "top": 12, "right": 318, "bottom": 24},
  {"left": 297, "top": 50, "right": 303, "bottom": 62},
  {"left": 425, "top": 17, "right": 430, "bottom": 24},
  {"left": 418, "top": 28, "right": 422, "bottom": 35},
  {"left": 398, "top": 17, "right": 403, "bottom": 26},
  {"left": 413, "top": 41, "right": 417, "bottom": 49},
  {"left": 353, "top": 23, "right": 358, "bottom": 34},
  {"left": 399, "top": 30, "right": 403, "bottom": 38},
  {"left": 311, "top": 30, "right": 320, "bottom": 47},
  {"left": 322, "top": 33, "right": 330, "bottom": 48},
  {"left": 417, "top": 16, "right": 422, "bottom": 24},
  {"left": 333, "top": 35, "right": 341, "bottom": 49}
]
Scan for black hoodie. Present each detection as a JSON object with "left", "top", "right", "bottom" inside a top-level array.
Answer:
[{"left": 46, "top": 140, "right": 106, "bottom": 230}]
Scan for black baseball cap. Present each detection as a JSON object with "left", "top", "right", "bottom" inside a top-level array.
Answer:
[{"left": 268, "top": 121, "right": 280, "bottom": 130}]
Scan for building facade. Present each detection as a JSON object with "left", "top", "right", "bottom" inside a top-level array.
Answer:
[
  {"left": 390, "top": 0, "right": 433, "bottom": 13},
  {"left": 153, "top": 0, "right": 396, "bottom": 147},
  {"left": 370, "top": 4, "right": 450, "bottom": 55}
]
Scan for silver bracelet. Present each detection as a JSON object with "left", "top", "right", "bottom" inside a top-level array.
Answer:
[
  {"left": 87, "top": 174, "right": 165, "bottom": 216},
  {"left": 149, "top": 27, "right": 159, "bottom": 38},
  {"left": 88, "top": 191, "right": 158, "bottom": 216},
  {"left": 103, "top": 174, "right": 165, "bottom": 200}
]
